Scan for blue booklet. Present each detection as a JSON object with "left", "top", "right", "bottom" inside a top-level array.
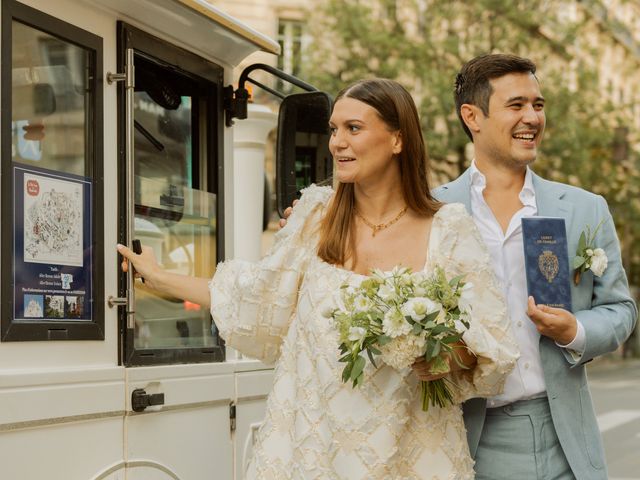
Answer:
[{"left": 521, "top": 217, "right": 572, "bottom": 311}]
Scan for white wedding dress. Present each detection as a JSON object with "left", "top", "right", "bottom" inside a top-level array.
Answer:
[{"left": 210, "top": 185, "right": 518, "bottom": 480}]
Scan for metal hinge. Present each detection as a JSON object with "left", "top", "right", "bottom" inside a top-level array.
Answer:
[{"left": 229, "top": 401, "right": 236, "bottom": 432}]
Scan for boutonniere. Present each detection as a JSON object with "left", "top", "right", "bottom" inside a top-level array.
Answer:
[{"left": 572, "top": 219, "right": 608, "bottom": 285}]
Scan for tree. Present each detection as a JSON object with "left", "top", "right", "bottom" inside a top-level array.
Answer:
[{"left": 304, "top": 0, "right": 640, "bottom": 285}]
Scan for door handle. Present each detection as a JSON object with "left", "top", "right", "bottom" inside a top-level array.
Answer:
[{"left": 131, "top": 388, "right": 165, "bottom": 412}]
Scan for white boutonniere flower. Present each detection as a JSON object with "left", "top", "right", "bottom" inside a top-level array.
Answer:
[{"left": 572, "top": 220, "right": 608, "bottom": 285}]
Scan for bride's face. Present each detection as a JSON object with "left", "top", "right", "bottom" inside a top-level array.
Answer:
[{"left": 328, "top": 97, "right": 402, "bottom": 185}]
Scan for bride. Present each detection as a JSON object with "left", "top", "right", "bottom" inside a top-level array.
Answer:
[{"left": 118, "top": 78, "right": 518, "bottom": 479}]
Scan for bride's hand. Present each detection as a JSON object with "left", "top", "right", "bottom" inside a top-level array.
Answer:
[
  {"left": 117, "top": 243, "right": 163, "bottom": 290},
  {"left": 411, "top": 357, "right": 450, "bottom": 382},
  {"left": 411, "top": 342, "right": 477, "bottom": 381}
]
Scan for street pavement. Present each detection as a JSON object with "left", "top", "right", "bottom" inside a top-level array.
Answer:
[{"left": 588, "top": 357, "right": 640, "bottom": 479}]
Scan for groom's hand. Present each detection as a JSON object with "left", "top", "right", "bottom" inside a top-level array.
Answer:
[
  {"left": 527, "top": 296, "right": 577, "bottom": 345},
  {"left": 278, "top": 199, "right": 298, "bottom": 229}
]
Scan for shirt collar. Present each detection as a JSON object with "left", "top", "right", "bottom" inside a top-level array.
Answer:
[{"left": 469, "top": 160, "right": 536, "bottom": 207}]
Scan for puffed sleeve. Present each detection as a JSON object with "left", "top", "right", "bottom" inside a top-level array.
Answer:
[
  {"left": 430, "top": 203, "right": 519, "bottom": 402},
  {"left": 209, "top": 185, "right": 333, "bottom": 364}
]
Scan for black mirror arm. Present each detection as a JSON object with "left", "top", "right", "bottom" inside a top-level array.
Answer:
[
  {"left": 238, "top": 63, "right": 318, "bottom": 94},
  {"left": 225, "top": 63, "right": 318, "bottom": 126}
]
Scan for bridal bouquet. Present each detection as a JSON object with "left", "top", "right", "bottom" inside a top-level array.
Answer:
[{"left": 329, "top": 266, "right": 474, "bottom": 411}]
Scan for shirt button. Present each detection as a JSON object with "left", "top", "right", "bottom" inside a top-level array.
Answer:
[
  {"left": 524, "top": 362, "right": 530, "bottom": 369},
  {"left": 517, "top": 321, "right": 523, "bottom": 327}
]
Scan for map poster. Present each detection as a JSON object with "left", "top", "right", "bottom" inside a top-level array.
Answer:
[{"left": 13, "top": 165, "right": 93, "bottom": 322}]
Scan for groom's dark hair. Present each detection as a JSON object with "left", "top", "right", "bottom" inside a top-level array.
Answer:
[{"left": 454, "top": 53, "right": 537, "bottom": 141}]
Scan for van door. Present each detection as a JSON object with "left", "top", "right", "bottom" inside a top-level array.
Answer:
[{"left": 114, "top": 23, "right": 232, "bottom": 479}]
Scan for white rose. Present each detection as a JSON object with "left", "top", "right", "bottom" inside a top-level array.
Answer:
[
  {"left": 383, "top": 308, "right": 412, "bottom": 338},
  {"left": 458, "top": 282, "right": 474, "bottom": 313},
  {"left": 401, "top": 297, "right": 441, "bottom": 322},
  {"left": 585, "top": 248, "right": 594, "bottom": 257},
  {"left": 348, "top": 326, "right": 367, "bottom": 343},
  {"left": 589, "top": 248, "right": 608, "bottom": 277}
]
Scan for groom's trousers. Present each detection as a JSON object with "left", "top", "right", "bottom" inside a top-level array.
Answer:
[{"left": 474, "top": 397, "right": 575, "bottom": 480}]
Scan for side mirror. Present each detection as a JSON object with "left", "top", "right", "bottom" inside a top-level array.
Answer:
[{"left": 276, "top": 91, "right": 332, "bottom": 217}]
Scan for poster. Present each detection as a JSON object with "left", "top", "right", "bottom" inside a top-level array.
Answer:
[{"left": 13, "top": 165, "right": 92, "bottom": 322}]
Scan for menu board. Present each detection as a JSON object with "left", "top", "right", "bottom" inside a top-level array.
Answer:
[{"left": 13, "top": 165, "right": 93, "bottom": 322}]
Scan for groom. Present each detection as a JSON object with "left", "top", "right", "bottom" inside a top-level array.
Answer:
[{"left": 434, "top": 53, "right": 637, "bottom": 480}]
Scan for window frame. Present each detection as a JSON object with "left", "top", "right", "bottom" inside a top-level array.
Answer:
[{"left": 1, "top": 0, "right": 104, "bottom": 341}]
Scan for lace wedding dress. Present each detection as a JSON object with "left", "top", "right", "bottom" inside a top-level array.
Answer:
[{"left": 210, "top": 185, "right": 518, "bottom": 480}]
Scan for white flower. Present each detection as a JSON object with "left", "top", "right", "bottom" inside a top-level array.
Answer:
[
  {"left": 589, "top": 248, "right": 608, "bottom": 277},
  {"left": 586, "top": 248, "right": 594, "bottom": 257},
  {"left": 458, "top": 282, "right": 474, "bottom": 313},
  {"left": 413, "top": 286, "right": 427, "bottom": 296},
  {"left": 371, "top": 269, "right": 390, "bottom": 283},
  {"left": 348, "top": 326, "right": 367, "bottom": 343},
  {"left": 321, "top": 305, "right": 335, "bottom": 319},
  {"left": 401, "top": 297, "right": 441, "bottom": 322},
  {"left": 353, "top": 294, "right": 372, "bottom": 312},
  {"left": 377, "top": 283, "right": 397, "bottom": 301},
  {"left": 382, "top": 308, "right": 412, "bottom": 338},
  {"left": 379, "top": 334, "right": 427, "bottom": 370}
]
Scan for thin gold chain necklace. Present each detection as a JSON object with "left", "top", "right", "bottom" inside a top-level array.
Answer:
[{"left": 355, "top": 206, "right": 408, "bottom": 237}]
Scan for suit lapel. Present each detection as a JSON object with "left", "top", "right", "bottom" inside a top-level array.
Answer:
[
  {"left": 438, "top": 169, "right": 473, "bottom": 212},
  {"left": 532, "top": 172, "right": 574, "bottom": 237}
]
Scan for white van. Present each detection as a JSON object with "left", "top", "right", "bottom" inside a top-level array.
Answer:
[{"left": 0, "top": 1, "right": 330, "bottom": 478}]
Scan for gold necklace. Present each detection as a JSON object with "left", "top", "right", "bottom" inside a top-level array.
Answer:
[{"left": 355, "top": 206, "right": 408, "bottom": 237}]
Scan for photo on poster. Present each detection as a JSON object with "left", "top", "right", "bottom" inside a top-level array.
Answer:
[
  {"left": 23, "top": 172, "right": 83, "bottom": 267},
  {"left": 65, "top": 295, "right": 84, "bottom": 319},
  {"left": 44, "top": 295, "right": 64, "bottom": 318},
  {"left": 23, "top": 294, "right": 44, "bottom": 318}
]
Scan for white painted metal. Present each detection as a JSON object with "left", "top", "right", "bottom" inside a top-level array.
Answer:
[
  {"left": 0, "top": 0, "right": 276, "bottom": 478},
  {"left": 232, "top": 103, "right": 278, "bottom": 262}
]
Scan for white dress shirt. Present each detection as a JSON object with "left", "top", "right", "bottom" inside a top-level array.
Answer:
[{"left": 468, "top": 161, "right": 585, "bottom": 407}]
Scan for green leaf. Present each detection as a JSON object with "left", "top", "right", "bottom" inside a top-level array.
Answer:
[
  {"left": 350, "top": 355, "right": 366, "bottom": 382},
  {"left": 432, "top": 340, "right": 441, "bottom": 359},
  {"left": 425, "top": 338, "right": 437, "bottom": 360},
  {"left": 366, "top": 348, "right": 378, "bottom": 368},
  {"left": 448, "top": 274, "right": 465, "bottom": 287},
  {"left": 578, "top": 231, "right": 586, "bottom": 252},
  {"left": 430, "top": 324, "right": 448, "bottom": 336},
  {"left": 339, "top": 353, "right": 351, "bottom": 363},
  {"left": 424, "top": 312, "right": 440, "bottom": 323},
  {"left": 423, "top": 320, "right": 437, "bottom": 329},
  {"left": 412, "top": 323, "right": 423, "bottom": 335},
  {"left": 442, "top": 334, "right": 462, "bottom": 344},
  {"left": 353, "top": 372, "right": 364, "bottom": 388},
  {"left": 342, "top": 362, "right": 353, "bottom": 383},
  {"left": 377, "top": 334, "right": 392, "bottom": 346},
  {"left": 572, "top": 256, "right": 586, "bottom": 269}
]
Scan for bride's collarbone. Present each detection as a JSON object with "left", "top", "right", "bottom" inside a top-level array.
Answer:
[{"left": 351, "top": 232, "right": 430, "bottom": 274}]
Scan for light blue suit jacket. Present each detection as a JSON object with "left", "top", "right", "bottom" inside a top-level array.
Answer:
[{"left": 433, "top": 168, "right": 638, "bottom": 480}]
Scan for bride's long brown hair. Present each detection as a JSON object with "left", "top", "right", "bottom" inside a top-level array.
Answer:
[{"left": 317, "top": 78, "right": 441, "bottom": 266}]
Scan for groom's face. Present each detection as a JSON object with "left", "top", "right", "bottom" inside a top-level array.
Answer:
[{"left": 474, "top": 72, "right": 546, "bottom": 170}]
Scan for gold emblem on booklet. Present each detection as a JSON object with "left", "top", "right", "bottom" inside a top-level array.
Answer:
[{"left": 538, "top": 250, "right": 559, "bottom": 283}]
